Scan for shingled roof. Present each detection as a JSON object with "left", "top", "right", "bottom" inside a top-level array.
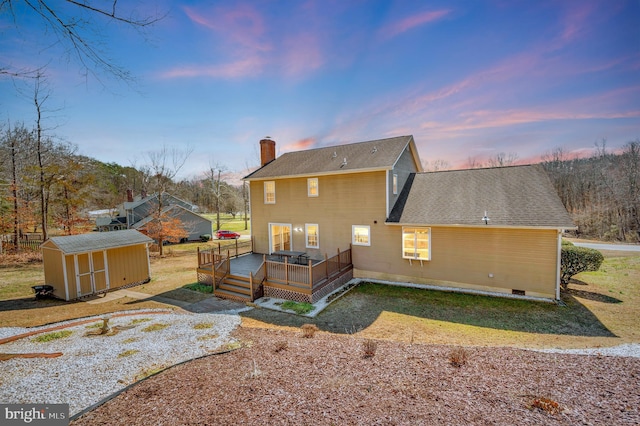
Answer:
[
  {"left": 45, "top": 230, "right": 153, "bottom": 254},
  {"left": 245, "top": 135, "right": 418, "bottom": 179},
  {"left": 387, "top": 165, "right": 575, "bottom": 228}
]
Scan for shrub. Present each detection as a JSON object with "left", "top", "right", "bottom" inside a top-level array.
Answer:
[
  {"left": 449, "top": 347, "right": 469, "bottom": 367},
  {"left": 560, "top": 245, "right": 604, "bottom": 289},
  {"left": 531, "top": 397, "right": 562, "bottom": 415},
  {"left": 301, "top": 323, "right": 319, "bottom": 338},
  {"left": 274, "top": 340, "right": 288, "bottom": 353},
  {"left": 362, "top": 339, "right": 378, "bottom": 358},
  {"left": 200, "top": 234, "right": 211, "bottom": 242}
]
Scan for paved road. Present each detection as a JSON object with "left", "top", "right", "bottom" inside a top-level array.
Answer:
[{"left": 573, "top": 242, "right": 640, "bottom": 252}]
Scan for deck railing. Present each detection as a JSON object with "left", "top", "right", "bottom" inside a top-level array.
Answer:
[
  {"left": 265, "top": 246, "right": 352, "bottom": 292},
  {"left": 249, "top": 256, "right": 267, "bottom": 300},
  {"left": 197, "top": 238, "right": 253, "bottom": 269}
]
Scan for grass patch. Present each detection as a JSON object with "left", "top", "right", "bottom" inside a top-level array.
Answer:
[
  {"left": 121, "top": 337, "right": 139, "bottom": 344},
  {"left": 118, "top": 349, "right": 140, "bottom": 358},
  {"left": 197, "top": 333, "right": 219, "bottom": 341},
  {"left": 281, "top": 300, "right": 315, "bottom": 315},
  {"left": 130, "top": 318, "right": 152, "bottom": 325},
  {"left": 85, "top": 322, "right": 103, "bottom": 329},
  {"left": 142, "top": 323, "right": 169, "bottom": 332},
  {"left": 183, "top": 283, "right": 213, "bottom": 294},
  {"left": 194, "top": 322, "right": 214, "bottom": 329},
  {"left": 32, "top": 330, "right": 73, "bottom": 342}
]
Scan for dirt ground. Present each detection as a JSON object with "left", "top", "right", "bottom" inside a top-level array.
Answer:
[{"left": 70, "top": 326, "right": 640, "bottom": 426}]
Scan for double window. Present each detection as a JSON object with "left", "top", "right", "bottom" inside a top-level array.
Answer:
[
  {"left": 402, "top": 227, "right": 430, "bottom": 260},
  {"left": 264, "top": 181, "right": 275, "bottom": 204}
]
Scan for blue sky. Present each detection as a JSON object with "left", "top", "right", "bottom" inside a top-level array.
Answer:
[{"left": 1, "top": 0, "right": 638, "bottom": 180}]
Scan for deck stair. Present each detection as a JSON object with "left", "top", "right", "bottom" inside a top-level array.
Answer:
[{"left": 215, "top": 274, "right": 252, "bottom": 302}]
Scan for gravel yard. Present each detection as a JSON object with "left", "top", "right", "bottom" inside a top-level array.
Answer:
[{"left": 0, "top": 310, "right": 241, "bottom": 416}]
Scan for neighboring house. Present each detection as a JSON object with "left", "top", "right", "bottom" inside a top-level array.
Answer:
[
  {"left": 96, "top": 192, "right": 212, "bottom": 242},
  {"left": 132, "top": 204, "right": 212, "bottom": 242},
  {"left": 41, "top": 230, "right": 153, "bottom": 300},
  {"left": 244, "top": 136, "right": 576, "bottom": 301}
]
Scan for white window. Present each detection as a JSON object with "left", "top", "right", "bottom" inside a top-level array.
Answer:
[
  {"left": 305, "top": 224, "right": 319, "bottom": 248},
  {"left": 307, "top": 178, "right": 319, "bottom": 197},
  {"left": 393, "top": 174, "right": 398, "bottom": 195},
  {"left": 264, "top": 181, "right": 275, "bottom": 204},
  {"left": 352, "top": 225, "right": 371, "bottom": 246},
  {"left": 402, "top": 227, "right": 431, "bottom": 260}
]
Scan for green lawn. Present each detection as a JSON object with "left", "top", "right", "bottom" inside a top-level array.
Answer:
[{"left": 200, "top": 213, "right": 249, "bottom": 234}]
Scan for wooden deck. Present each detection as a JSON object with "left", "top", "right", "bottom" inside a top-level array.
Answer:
[{"left": 197, "top": 246, "right": 353, "bottom": 303}]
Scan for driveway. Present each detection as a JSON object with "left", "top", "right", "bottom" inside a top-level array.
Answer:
[{"left": 573, "top": 242, "right": 640, "bottom": 252}]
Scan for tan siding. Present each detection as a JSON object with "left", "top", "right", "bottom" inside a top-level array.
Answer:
[
  {"left": 42, "top": 247, "right": 66, "bottom": 298},
  {"left": 65, "top": 255, "right": 78, "bottom": 300},
  {"left": 106, "top": 245, "right": 150, "bottom": 288},
  {"left": 356, "top": 226, "right": 558, "bottom": 298},
  {"left": 251, "top": 171, "right": 388, "bottom": 257}
]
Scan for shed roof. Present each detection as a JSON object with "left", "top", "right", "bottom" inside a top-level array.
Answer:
[
  {"left": 44, "top": 230, "right": 153, "bottom": 254},
  {"left": 387, "top": 165, "right": 576, "bottom": 228},
  {"left": 245, "top": 135, "right": 420, "bottom": 180}
]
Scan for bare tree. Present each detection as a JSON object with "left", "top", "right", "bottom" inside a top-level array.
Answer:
[
  {"left": 423, "top": 159, "right": 451, "bottom": 172},
  {"left": 487, "top": 152, "right": 519, "bottom": 168},
  {"left": 205, "top": 163, "right": 229, "bottom": 232},
  {"left": 142, "top": 145, "right": 192, "bottom": 255},
  {"left": 1, "top": 1, "right": 164, "bottom": 82}
]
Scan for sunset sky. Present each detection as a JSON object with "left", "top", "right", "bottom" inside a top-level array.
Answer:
[{"left": 1, "top": 0, "right": 638, "bottom": 179}]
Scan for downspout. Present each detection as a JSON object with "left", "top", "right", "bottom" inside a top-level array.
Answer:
[
  {"left": 385, "top": 170, "right": 390, "bottom": 218},
  {"left": 556, "top": 230, "right": 562, "bottom": 301}
]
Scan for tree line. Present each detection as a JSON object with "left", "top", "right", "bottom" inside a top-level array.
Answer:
[
  {"left": 0, "top": 122, "right": 248, "bottom": 251},
  {"left": 542, "top": 141, "right": 640, "bottom": 242}
]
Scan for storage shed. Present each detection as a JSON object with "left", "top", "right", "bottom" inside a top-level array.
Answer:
[{"left": 41, "top": 230, "right": 153, "bottom": 301}]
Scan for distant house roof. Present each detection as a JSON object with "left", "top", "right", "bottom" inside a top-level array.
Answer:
[
  {"left": 131, "top": 205, "right": 211, "bottom": 229},
  {"left": 44, "top": 230, "right": 153, "bottom": 254},
  {"left": 123, "top": 192, "right": 196, "bottom": 211},
  {"left": 387, "top": 165, "right": 576, "bottom": 229},
  {"left": 244, "top": 135, "right": 422, "bottom": 180}
]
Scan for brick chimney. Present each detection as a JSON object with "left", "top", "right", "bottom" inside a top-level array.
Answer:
[
  {"left": 260, "top": 137, "right": 276, "bottom": 167},
  {"left": 126, "top": 189, "right": 133, "bottom": 203}
]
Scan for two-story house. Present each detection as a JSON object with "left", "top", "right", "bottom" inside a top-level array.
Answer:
[{"left": 244, "top": 136, "right": 575, "bottom": 301}]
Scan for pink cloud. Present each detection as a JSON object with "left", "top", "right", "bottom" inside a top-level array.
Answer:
[
  {"left": 283, "top": 137, "right": 317, "bottom": 151},
  {"left": 160, "top": 57, "right": 265, "bottom": 79},
  {"left": 380, "top": 9, "right": 451, "bottom": 39},
  {"left": 183, "top": 4, "right": 270, "bottom": 52}
]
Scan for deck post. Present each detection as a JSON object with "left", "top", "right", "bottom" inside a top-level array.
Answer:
[
  {"left": 197, "top": 247, "right": 200, "bottom": 267},
  {"left": 337, "top": 248, "right": 341, "bottom": 271},
  {"left": 284, "top": 256, "right": 289, "bottom": 285},
  {"left": 308, "top": 259, "right": 313, "bottom": 289},
  {"left": 263, "top": 254, "right": 267, "bottom": 281},
  {"left": 324, "top": 253, "right": 328, "bottom": 281},
  {"left": 249, "top": 272, "right": 254, "bottom": 302}
]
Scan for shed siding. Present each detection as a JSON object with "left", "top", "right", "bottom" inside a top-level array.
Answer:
[
  {"left": 106, "top": 245, "right": 150, "bottom": 288},
  {"left": 64, "top": 255, "right": 78, "bottom": 300},
  {"left": 42, "top": 247, "right": 65, "bottom": 297},
  {"left": 355, "top": 226, "right": 558, "bottom": 298},
  {"left": 250, "top": 171, "right": 388, "bottom": 257}
]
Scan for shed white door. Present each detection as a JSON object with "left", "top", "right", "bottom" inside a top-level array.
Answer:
[
  {"left": 75, "top": 251, "right": 109, "bottom": 296},
  {"left": 76, "top": 253, "right": 94, "bottom": 296}
]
